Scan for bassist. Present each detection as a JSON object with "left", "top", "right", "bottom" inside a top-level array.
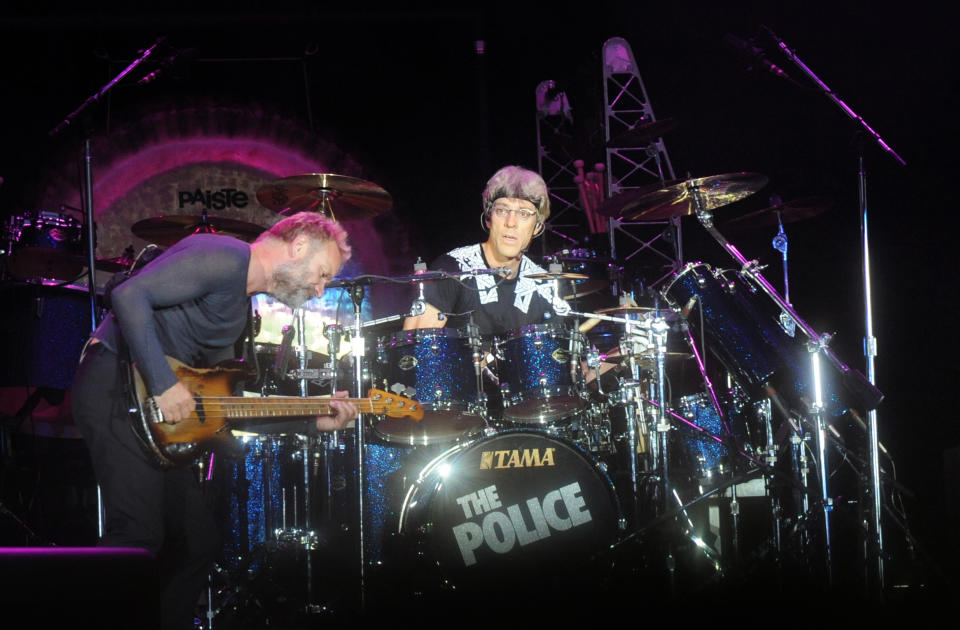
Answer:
[{"left": 70, "top": 212, "right": 358, "bottom": 630}]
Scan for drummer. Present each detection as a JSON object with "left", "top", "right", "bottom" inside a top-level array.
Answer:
[{"left": 403, "top": 165, "right": 561, "bottom": 335}]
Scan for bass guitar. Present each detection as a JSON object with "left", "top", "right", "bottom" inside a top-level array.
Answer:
[{"left": 130, "top": 356, "right": 422, "bottom": 467}]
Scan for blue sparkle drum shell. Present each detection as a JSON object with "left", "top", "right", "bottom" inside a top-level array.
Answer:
[
  {"left": 397, "top": 430, "right": 620, "bottom": 590},
  {"left": 672, "top": 390, "right": 755, "bottom": 482},
  {"left": 374, "top": 328, "right": 485, "bottom": 445},
  {"left": 213, "top": 435, "right": 315, "bottom": 574},
  {"left": 495, "top": 324, "right": 587, "bottom": 425},
  {"left": 663, "top": 263, "right": 851, "bottom": 418}
]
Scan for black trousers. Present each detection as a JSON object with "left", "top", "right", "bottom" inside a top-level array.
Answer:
[{"left": 71, "top": 343, "right": 220, "bottom": 630}]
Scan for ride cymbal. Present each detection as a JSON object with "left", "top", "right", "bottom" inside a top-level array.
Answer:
[
  {"left": 131, "top": 215, "right": 266, "bottom": 246},
  {"left": 723, "top": 196, "right": 833, "bottom": 228},
  {"left": 256, "top": 173, "right": 392, "bottom": 220}
]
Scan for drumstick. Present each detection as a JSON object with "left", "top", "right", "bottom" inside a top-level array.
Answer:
[{"left": 578, "top": 318, "right": 601, "bottom": 334}]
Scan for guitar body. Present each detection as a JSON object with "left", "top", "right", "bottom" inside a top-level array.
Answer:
[
  {"left": 131, "top": 358, "right": 253, "bottom": 467},
  {"left": 130, "top": 356, "right": 422, "bottom": 468}
]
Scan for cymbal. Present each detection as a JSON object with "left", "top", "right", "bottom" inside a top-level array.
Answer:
[
  {"left": 256, "top": 173, "right": 392, "bottom": 220},
  {"left": 601, "top": 173, "right": 769, "bottom": 221},
  {"left": 562, "top": 278, "right": 610, "bottom": 300},
  {"left": 595, "top": 180, "right": 682, "bottom": 218},
  {"left": 598, "top": 349, "right": 693, "bottom": 365},
  {"left": 607, "top": 118, "right": 678, "bottom": 147},
  {"left": 723, "top": 196, "right": 833, "bottom": 228},
  {"left": 524, "top": 272, "right": 589, "bottom": 282},
  {"left": 131, "top": 215, "right": 266, "bottom": 246},
  {"left": 596, "top": 305, "right": 676, "bottom": 319}
]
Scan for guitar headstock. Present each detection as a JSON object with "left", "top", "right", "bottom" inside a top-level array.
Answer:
[{"left": 367, "top": 389, "right": 424, "bottom": 421}]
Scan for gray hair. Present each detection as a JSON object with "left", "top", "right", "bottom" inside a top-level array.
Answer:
[
  {"left": 257, "top": 211, "right": 352, "bottom": 262},
  {"left": 481, "top": 165, "right": 551, "bottom": 222}
]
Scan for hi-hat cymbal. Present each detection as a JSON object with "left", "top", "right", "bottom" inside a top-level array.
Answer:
[
  {"left": 596, "top": 305, "right": 676, "bottom": 320},
  {"left": 132, "top": 215, "right": 266, "bottom": 246},
  {"left": 723, "top": 196, "right": 833, "bottom": 228},
  {"left": 599, "top": 173, "right": 769, "bottom": 221},
  {"left": 562, "top": 279, "right": 610, "bottom": 300},
  {"left": 598, "top": 349, "right": 693, "bottom": 365},
  {"left": 256, "top": 173, "right": 392, "bottom": 220},
  {"left": 607, "top": 118, "right": 679, "bottom": 147}
]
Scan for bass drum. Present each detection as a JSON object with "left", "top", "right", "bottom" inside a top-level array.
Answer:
[{"left": 397, "top": 430, "right": 620, "bottom": 595}]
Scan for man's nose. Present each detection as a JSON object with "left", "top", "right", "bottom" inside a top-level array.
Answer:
[{"left": 504, "top": 209, "right": 519, "bottom": 226}]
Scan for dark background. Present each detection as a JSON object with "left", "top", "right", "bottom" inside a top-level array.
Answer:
[{"left": 1, "top": 2, "right": 956, "bottom": 586}]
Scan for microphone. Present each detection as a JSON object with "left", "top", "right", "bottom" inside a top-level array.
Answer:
[
  {"left": 465, "top": 266, "right": 512, "bottom": 278},
  {"left": 722, "top": 33, "right": 792, "bottom": 81},
  {"left": 137, "top": 48, "right": 195, "bottom": 85}
]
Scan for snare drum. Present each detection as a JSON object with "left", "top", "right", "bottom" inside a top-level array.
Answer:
[
  {"left": 495, "top": 324, "right": 587, "bottom": 425},
  {"left": 5, "top": 211, "right": 84, "bottom": 281},
  {"left": 397, "top": 430, "right": 621, "bottom": 591},
  {"left": 374, "top": 328, "right": 486, "bottom": 445}
]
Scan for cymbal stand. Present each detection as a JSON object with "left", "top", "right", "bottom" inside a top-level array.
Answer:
[
  {"left": 807, "top": 339, "right": 833, "bottom": 585},
  {"left": 763, "top": 25, "right": 904, "bottom": 591},
  {"left": 345, "top": 283, "right": 368, "bottom": 612}
]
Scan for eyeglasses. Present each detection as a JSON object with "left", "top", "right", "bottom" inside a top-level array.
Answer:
[{"left": 491, "top": 205, "right": 538, "bottom": 222}]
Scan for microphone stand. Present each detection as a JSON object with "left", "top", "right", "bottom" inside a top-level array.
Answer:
[
  {"left": 762, "top": 25, "right": 905, "bottom": 594},
  {"left": 48, "top": 37, "right": 165, "bottom": 334}
]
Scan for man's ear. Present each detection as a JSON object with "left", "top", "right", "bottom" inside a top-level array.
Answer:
[{"left": 290, "top": 234, "right": 310, "bottom": 260}]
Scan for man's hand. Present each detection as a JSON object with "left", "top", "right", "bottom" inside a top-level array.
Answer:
[
  {"left": 316, "top": 390, "right": 358, "bottom": 431},
  {"left": 154, "top": 381, "right": 196, "bottom": 424}
]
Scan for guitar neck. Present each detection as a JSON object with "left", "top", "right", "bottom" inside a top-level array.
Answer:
[{"left": 201, "top": 396, "right": 376, "bottom": 420}]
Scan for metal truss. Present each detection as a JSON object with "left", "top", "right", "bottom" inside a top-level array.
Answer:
[{"left": 601, "top": 37, "right": 683, "bottom": 291}]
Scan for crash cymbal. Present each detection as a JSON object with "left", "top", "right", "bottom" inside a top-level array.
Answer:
[
  {"left": 256, "top": 173, "right": 392, "bottom": 220},
  {"left": 607, "top": 118, "right": 678, "bottom": 147},
  {"left": 131, "top": 215, "right": 266, "bottom": 246},
  {"left": 602, "top": 173, "right": 769, "bottom": 221},
  {"left": 723, "top": 196, "right": 833, "bottom": 228},
  {"left": 595, "top": 180, "right": 682, "bottom": 218},
  {"left": 524, "top": 272, "right": 589, "bottom": 282}
]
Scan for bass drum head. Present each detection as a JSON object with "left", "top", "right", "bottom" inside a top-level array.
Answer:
[{"left": 399, "top": 430, "right": 620, "bottom": 594}]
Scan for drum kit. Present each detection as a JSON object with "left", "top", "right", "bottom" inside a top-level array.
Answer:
[{"left": 1, "top": 168, "right": 884, "bottom": 622}]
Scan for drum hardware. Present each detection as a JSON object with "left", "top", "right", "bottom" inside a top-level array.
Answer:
[
  {"left": 605, "top": 172, "right": 770, "bottom": 222},
  {"left": 130, "top": 211, "right": 267, "bottom": 246},
  {"left": 255, "top": 173, "right": 393, "bottom": 220}
]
